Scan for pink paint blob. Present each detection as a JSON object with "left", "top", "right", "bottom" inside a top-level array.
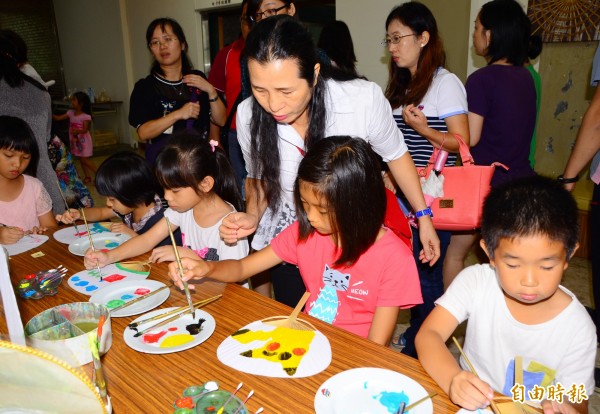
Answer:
[
  {"left": 142, "top": 330, "right": 168, "bottom": 343},
  {"left": 134, "top": 288, "right": 151, "bottom": 295},
  {"left": 103, "top": 274, "right": 126, "bottom": 283}
]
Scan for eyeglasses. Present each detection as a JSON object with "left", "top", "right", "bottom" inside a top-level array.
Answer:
[
  {"left": 250, "top": 4, "right": 288, "bottom": 23},
  {"left": 381, "top": 33, "right": 417, "bottom": 46},
  {"left": 149, "top": 36, "right": 178, "bottom": 49}
]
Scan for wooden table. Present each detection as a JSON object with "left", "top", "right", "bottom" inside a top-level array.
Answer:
[{"left": 1, "top": 229, "right": 459, "bottom": 413}]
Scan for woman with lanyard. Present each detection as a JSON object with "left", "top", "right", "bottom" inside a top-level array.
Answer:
[
  {"left": 220, "top": 15, "right": 440, "bottom": 307},
  {"left": 129, "top": 17, "right": 226, "bottom": 165}
]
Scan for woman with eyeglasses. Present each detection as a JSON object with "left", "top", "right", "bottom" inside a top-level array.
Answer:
[
  {"left": 129, "top": 18, "right": 226, "bottom": 165},
  {"left": 247, "top": 0, "right": 296, "bottom": 24},
  {"left": 219, "top": 15, "right": 440, "bottom": 308},
  {"left": 383, "top": 2, "right": 469, "bottom": 358}
]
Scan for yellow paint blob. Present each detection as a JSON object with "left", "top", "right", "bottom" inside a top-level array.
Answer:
[{"left": 160, "top": 333, "right": 195, "bottom": 348}]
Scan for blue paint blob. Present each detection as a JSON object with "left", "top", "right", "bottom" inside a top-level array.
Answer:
[
  {"left": 85, "top": 285, "right": 98, "bottom": 292},
  {"left": 121, "top": 294, "right": 134, "bottom": 300},
  {"left": 105, "top": 241, "right": 119, "bottom": 248},
  {"left": 72, "top": 276, "right": 80, "bottom": 281},
  {"left": 373, "top": 391, "right": 409, "bottom": 414},
  {"left": 75, "top": 281, "right": 89, "bottom": 286}
]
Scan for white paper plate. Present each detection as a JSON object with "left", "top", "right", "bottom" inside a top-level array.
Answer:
[
  {"left": 53, "top": 222, "right": 113, "bottom": 244},
  {"left": 217, "top": 320, "right": 331, "bottom": 378},
  {"left": 89, "top": 279, "right": 170, "bottom": 317},
  {"left": 1, "top": 234, "right": 48, "bottom": 256},
  {"left": 314, "top": 367, "right": 433, "bottom": 414},
  {"left": 68, "top": 232, "right": 130, "bottom": 256},
  {"left": 67, "top": 262, "right": 150, "bottom": 295},
  {"left": 123, "top": 308, "right": 215, "bottom": 354}
]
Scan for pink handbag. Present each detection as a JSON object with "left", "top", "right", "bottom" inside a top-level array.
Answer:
[{"left": 417, "top": 134, "right": 504, "bottom": 231}]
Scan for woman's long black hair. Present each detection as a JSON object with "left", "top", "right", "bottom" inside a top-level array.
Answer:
[{"left": 244, "top": 15, "right": 350, "bottom": 209}]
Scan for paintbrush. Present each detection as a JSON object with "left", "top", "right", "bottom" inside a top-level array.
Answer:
[
  {"left": 404, "top": 392, "right": 437, "bottom": 411},
  {"left": 127, "top": 295, "right": 222, "bottom": 330},
  {"left": 452, "top": 337, "right": 500, "bottom": 414},
  {"left": 80, "top": 208, "right": 103, "bottom": 281},
  {"left": 165, "top": 217, "right": 194, "bottom": 315},
  {"left": 217, "top": 382, "right": 243, "bottom": 414},
  {"left": 109, "top": 281, "right": 174, "bottom": 314},
  {"left": 56, "top": 180, "right": 81, "bottom": 235},
  {"left": 89, "top": 315, "right": 108, "bottom": 406},
  {"left": 132, "top": 294, "right": 222, "bottom": 337}
]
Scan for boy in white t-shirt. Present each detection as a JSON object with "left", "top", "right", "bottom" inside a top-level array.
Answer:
[{"left": 416, "top": 176, "right": 596, "bottom": 414}]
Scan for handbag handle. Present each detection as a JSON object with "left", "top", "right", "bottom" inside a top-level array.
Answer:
[{"left": 423, "top": 133, "right": 474, "bottom": 176}]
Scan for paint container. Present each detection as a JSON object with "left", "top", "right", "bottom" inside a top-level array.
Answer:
[
  {"left": 195, "top": 390, "right": 247, "bottom": 414},
  {"left": 24, "top": 302, "right": 112, "bottom": 366}
]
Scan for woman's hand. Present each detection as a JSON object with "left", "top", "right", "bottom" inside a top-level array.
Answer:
[
  {"left": 168, "top": 257, "right": 209, "bottom": 289},
  {"left": 182, "top": 74, "right": 217, "bottom": 96},
  {"left": 403, "top": 104, "right": 429, "bottom": 134},
  {"left": 176, "top": 102, "right": 200, "bottom": 121},
  {"left": 448, "top": 371, "right": 494, "bottom": 411},
  {"left": 109, "top": 222, "right": 137, "bottom": 238},
  {"left": 0, "top": 226, "right": 24, "bottom": 244},
  {"left": 56, "top": 209, "right": 81, "bottom": 224},
  {"left": 219, "top": 212, "right": 258, "bottom": 243},
  {"left": 417, "top": 217, "right": 440, "bottom": 265}
]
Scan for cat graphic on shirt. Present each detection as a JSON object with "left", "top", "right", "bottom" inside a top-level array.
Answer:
[{"left": 308, "top": 265, "right": 349, "bottom": 323}]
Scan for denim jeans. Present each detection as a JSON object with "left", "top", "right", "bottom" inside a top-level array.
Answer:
[
  {"left": 401, "top": 227, "right": 451, "bottom": 358},
  {"left": 228, "top": 129, "right": 247, "bottom": 199}
]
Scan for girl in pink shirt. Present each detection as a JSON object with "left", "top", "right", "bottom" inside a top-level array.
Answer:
[
  {"left": 167, "top": 136, "right": 422, "bottom": 345},
  {"left": 53, "top": 91, "right": 97, "bottom": 184},
  {"left": 0, "top": 116, "right": 57, "bottom": 244}
]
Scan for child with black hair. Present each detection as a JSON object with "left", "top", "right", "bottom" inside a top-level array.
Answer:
[
  {"left": 416, "top": 176, "right": 596, "bottom": 414},
  {"left": 56, "top": 151, "right": 179, "bottom": 247},
  {"left": 0, "top": 115, "right": 57, "bottom": 243},
  {"left": 84, "top": 134, "right": 248, "bottom": 268},
  {"left": 53, "top": 91, "right": 97, "bottom": 184},
  {"left": 166, "top": 136, "right": 421, "bottom": 345}
]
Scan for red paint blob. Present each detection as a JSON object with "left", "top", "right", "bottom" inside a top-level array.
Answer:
[
  {"left": 142, "top": 330, "right": 168, "bottom": 343},
  {"left": 134, "top": 288, "right": 151, "bottom": 295},
  {"left": 266, "top": 342, "right": 280, "bottom": 351},
  {"left": 100, "top": 248, "right": 109, "bottom": 253},
  {"left": 175, "top": 397, "right": 195, "bottom": 408},
  {"left": 75, "top": 231, "right": 88, "bottom": 237},
  {"left": 24, "top": 274, "right": 36, "bottom": 280},
  {"left": 103, "top": 274, "right": 126, "bottom": 283},
  {"left": 168, "top": 327, "right": 177, "bottom": 331},
  {"left": 292, "top": 348, "right": 306, "bottom": 356}
]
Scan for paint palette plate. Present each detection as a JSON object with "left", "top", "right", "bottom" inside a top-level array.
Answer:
[
  {"left": 89, "top": 279, "right": 170, "bottom": 317},
  {"left": 67, "top": 262, "right": 150, "bottom": 295},
  {"left": 2, "top": 234, "right": 48, "bottom": 256},
  {"left": 68, "top": 232, "right": 130, "bottom": 256},
  {"left": 53, "top": 222, "right": 113, "bottom": 244},
  {"left": 314, "top": 367, "right": 433, "bottom": 414},
  {"left": 217, "top": 320, "right": 331, "bottom": 378},
  {"left": 124, "top": 308, "right": 215, "bottom": 354}
]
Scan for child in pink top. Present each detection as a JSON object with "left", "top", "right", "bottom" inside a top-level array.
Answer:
[
  {"left": 167, "top": 136, "right": 422, "bottom": 345},
  {"left": 0, "top": 116, "right": 57, "bottom": 244},
  {"left": 53, "top": 91, "right": 97, "bottom": 184}
]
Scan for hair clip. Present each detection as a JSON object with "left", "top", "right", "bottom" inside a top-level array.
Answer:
[{"left": 209, "top": 140, "right": 218, "bottom": 153}]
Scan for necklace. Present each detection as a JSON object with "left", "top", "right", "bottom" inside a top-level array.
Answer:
[{"left": 154, "top": 73, "right": 186, "bottom": 96}]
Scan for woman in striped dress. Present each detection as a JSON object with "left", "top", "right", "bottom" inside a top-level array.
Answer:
[{"left": 384, "top": 2, "right": 469, "bottom": 358}]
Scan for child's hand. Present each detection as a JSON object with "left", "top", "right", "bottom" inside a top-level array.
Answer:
[
  {"left": 0, "top": 226, "right": 25, "bottom": 244},
  {"left": 84, "top": 249, "right": 111, "bottom": 269},
  {"left": 448, "top": 371, "right": 495, "bottom": 410},
  {"left": 220, "top": 212, "right": 257, "bottom": 243},
  {"left": 541, "top": 399, "right": 581, "bottom": 414},
  {"left": 29, "top": 226, "right": 48, "bottom": 235},
  {"left": 109, "top": 222, "right": 136, "bottom": 237},
  {"left": 56, "top": 209, "right": 81, "bottom": 224},
  {"left": 149, "top": 246, "right": 195, "bottom": 263},
  {"left": 168, "top": 257, "right": 209, "bottom": 289}
]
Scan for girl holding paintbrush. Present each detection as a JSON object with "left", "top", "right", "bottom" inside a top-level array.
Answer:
[
  {"left": 0, "top": 115, "right": 57, "bottom": 244},
  {"left": 84, "top": 133, "right": 248, "bottom": 269}
]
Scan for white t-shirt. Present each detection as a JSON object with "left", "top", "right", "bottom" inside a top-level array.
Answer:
[
  {"left": 163, "top": 206, "right": 248, "bottom": 261},
  {"left": 392, "top": 67, "right": 467, "bottom": 167},
  {"left": 437, "top": 264, "right": 596, "bottom": 399},
  {"left": 237, "top": 78, "right": 408, "bottom": 249}
]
